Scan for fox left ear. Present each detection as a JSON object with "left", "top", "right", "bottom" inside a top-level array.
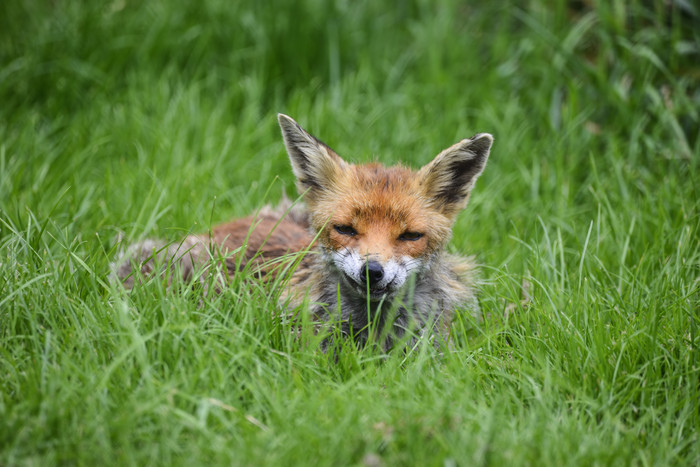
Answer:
[
  {"left": 418, "top": 133, "right": 493, "bottom": 217},
  {"left": 277, "top": 114, "right": 347, "bottom": 198}
]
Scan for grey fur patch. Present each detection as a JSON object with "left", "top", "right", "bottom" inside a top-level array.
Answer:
[{"left": 110, "top": 236, "right": 209, "bottom": 290}]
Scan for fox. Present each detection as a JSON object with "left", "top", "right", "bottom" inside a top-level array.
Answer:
[{"left": 113, "top": 114, "right": 493, "bottom": 350}]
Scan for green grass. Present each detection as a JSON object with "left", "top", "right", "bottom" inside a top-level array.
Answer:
[{"left": 1, "top": 0, "right": 698, "bottom": 465}]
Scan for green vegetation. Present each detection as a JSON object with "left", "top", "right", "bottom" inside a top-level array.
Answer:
[{"left": 1, "top": 0, "right": 698, "bottom": 464}]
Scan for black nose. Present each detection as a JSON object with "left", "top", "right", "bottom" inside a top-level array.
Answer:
[{"left": 362, "top": 261, "right": 384, "bottom": 287}]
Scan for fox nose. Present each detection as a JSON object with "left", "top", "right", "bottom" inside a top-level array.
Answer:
[{"left": 362, "top": 260, "right": 384, "bottom": 287}]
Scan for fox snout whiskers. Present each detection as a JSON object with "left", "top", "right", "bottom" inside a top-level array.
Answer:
[{"left": 329, "top": 248, "right": 413, "bottom": 300}]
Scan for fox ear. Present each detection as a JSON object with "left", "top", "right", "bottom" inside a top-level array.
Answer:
[
  {"left": 418, "top": 133, "right": 493, "bottom": 217},
  {"left": 278, "top": 114, "right": 346, "bottom": 196}
]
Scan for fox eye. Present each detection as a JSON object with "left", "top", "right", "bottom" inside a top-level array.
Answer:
[
  {"left": 334, "top": 225, "right": 357, "bottom": 236},
  {"left": 398, "top": 231, "right": 424, "bottom": 241}
]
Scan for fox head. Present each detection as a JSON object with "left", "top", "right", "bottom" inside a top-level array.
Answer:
[{"left": 278, "top": 114, "right": 493, "bottom": 301}]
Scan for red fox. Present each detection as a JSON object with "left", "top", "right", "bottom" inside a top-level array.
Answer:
[{"left": 114, "top": 114, "right": 493, "bottom": 349}]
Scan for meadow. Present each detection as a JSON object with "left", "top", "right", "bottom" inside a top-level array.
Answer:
[{"left": 1, "top": 0, "right": 698, "bottom": 464}]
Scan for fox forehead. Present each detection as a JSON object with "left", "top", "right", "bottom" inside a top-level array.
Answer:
[
  {"left": 307, "top": 160, "right": 455, "bottom": 250},
  {"left": 330, "top": 163, "right": 428, "bottom": 227},
  {"left": 353, "top": 163, "right": 414, "bottom": 189}
]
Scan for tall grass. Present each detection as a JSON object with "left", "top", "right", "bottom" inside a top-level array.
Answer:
[{"left": 1, "top": 0, "right": 698, "bottom": 464}]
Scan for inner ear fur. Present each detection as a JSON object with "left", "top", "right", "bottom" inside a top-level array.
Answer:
[
  {"left": 418, "top": 133, "right": 493, "bottom": 216},
  {"left": 277, "top": 114, "right": 346, "bottom": 195}
]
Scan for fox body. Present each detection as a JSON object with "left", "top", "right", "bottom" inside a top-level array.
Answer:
[{"left": 114, "top": 114, "right": 493, "bottom": 348}]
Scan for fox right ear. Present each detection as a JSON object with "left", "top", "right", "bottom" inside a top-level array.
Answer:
[
  {"left": 418, "top": 133, "right": 493, "bottom": 217},
  {"left": 277, "top": 114, "right": 346, "bottom": 195}
]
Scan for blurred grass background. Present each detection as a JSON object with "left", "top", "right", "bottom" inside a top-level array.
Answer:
[{"left": 1, "top": 0, "right": 698, "bottom": 465}]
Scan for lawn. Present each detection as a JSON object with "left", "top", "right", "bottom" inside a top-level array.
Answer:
[{"left": 1, "top": 0, "right": 698, "bottom": 465}]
